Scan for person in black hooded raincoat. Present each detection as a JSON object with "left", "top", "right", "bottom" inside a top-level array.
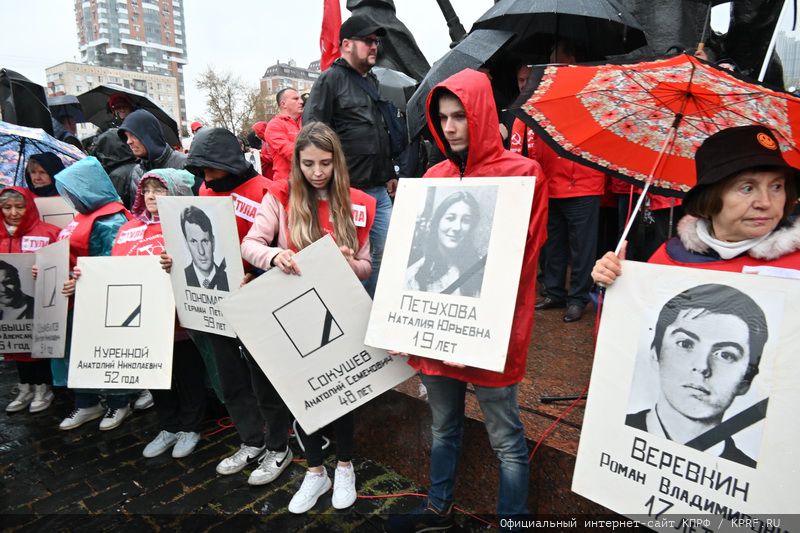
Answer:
[
  {"left": 160, "top": 127, "right": 293, "bottom": 484},
  {"left": 89, "top": 127, "right": 137, "bottom": 208},
  {"left": 118, "top": 109, "right": 190, "bottom": 202}
]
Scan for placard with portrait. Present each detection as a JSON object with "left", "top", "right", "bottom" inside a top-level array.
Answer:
[
  {"left": 573, "top": 261, "right": 800, "bottom": 530},
  {"left": 0, "top": 253, "right": 35, "bottom": 353},
  {"left": 366, "top": 177, "right": 535, "bottom": 372},
  {"left": 157, "top": 196, "right": 245, "bottom": 337}
]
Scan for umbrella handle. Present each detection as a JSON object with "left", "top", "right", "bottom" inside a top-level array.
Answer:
[
  {"left": 614, "top": 126, "right": 678, "bottom": 255},
  {"left": 615, "top": 181, "right": 651, "bottom": 255}
]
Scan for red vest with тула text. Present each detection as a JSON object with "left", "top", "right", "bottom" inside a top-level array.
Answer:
[
  {"left": 57, "top": 202, "right": 132, "bottom": 268},
  {"left": 267, "top": 179, "right": 375, "bottom": 252},
  {"left": 199, "top": 175, "right": 272, "bottom": 242},
  {"left": 111, "top": 220, "right": 165, "bottom": 257}
]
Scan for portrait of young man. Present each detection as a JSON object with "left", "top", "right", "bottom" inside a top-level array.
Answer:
[
  {"left": 180, "top": 205, "right": 229, "bottom": 292},
  {"left": 626, "top": 283, "right": 770, "bottom": 468},
  {"left": 0, "top": 260, "right": 34, "bottom": 320}
]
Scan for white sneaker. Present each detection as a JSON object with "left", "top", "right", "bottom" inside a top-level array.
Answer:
[
  {"left": 143, "top": 430, "right": 178, "bottom": 458},
  {"left": 6, "top": 383, "right": 33, "bottom": 413},
  {"left": 215, "top": 444, "right": 265, "bottom": 475},
  {"left": 288, "top": 470, "right": 332, "bottom": 514},
  {"left": 59, "top": 404, "right": 105, "bottom": 430},
  {"left": 29, "top": 384, "right": 54, "bottom": 413},
  {"left": 331, "top": 464, "right": 357, "bottom": 509},
  {"left": 248, "top": 447, "right": 293, "bottom": 485},
  {"left": 133, "top": 390, "right": 154, "bottom": 410},
  {"left": 172, "top": 431, "right": 201, "bottom": 458},
  {"left": 98, "top": 405, "right": 132, "bottom": 431}
]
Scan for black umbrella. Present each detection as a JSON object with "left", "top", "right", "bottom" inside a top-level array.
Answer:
[
  {"left": 0, "top": 68, "right": 53, "bottom": 134},
  {"left": 472, "top": 0, "right": 647, "bottom": 58},
  {"left": 373, "top": 66, "right": 417, "bottom": 112},
  {"left": 406, "top": 29, "right": 515, "bottom": 139},
  {"left": 47, "top": 95, "right": 86, "bottom": 123},
  {"left": 78, "top": 84, "right": 180, "bottom": 146}
]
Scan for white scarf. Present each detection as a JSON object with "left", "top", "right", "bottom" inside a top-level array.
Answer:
[{"left": 696, "top": 219, "right": 770, "bottom": 259}]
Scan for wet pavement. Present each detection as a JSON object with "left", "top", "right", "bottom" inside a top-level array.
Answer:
[
  {"left": 0, "top": 363, "right": 490, "bottom": 531},
  {"left": 1, "top": 296, "right": 609, "bottom": 530}
]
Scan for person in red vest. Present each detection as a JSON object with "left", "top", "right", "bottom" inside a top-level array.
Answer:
[
  {"left": 160, "top": 127, "right": 291, "bottom": 482},
  {"left": 594, "top": 125, "right": 800, "bottom": 280},
  {"left": 241, "top": 122, "right": 375, "bottom": 513},
  {"left": 1, "top": 187, "right": 61, "bottom": 414},
  {"left": 52, "top": 156, "right": 136, "bottom": 431},
  {"left": 264, "top": 88, "right": 303, "bottom": 180},
  {"left": 113, "top": 168, "right": 209, "bottom": 459},
  {"left": 594, "top": 126, "right": 799, "bottom": 466},
  {"left": 387, "top": 68, "right": 548, "bottom": 531}
]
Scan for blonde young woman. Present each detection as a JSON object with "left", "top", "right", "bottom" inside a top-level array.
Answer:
[{"left": 241, "top": 122, "right": 375, "bottom": 513}]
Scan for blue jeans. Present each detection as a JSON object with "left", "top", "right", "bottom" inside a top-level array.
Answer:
[
  {"left": 420, "top": 374, "right": 529, "bottom": 519},
  {"left": 361, "top": 185, "right": 392, "bottom": 299},
  {"left": 74, "top": 391, "right": 131, "bottom": 409}
]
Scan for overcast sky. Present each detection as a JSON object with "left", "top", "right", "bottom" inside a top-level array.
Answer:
[
  {"left": 0, "top": 0, "right": 490, "bottom": 122},
  {"left": 1, "top": 1, "right": 792, "bottom": 124}
]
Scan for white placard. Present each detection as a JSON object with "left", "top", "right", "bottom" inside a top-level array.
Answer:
[
  {"left": 32, "top": 239, "right": 69, "bottom": 358},
  {"left": 220, "top": 235, "right": 416, "bottom": 434},
  {"left": 366, "top": 177, "right": 534, "bottom": 372},
  {"left": 68, "top": 256, "right": 175, "bottom": 389},
  {"left": 573, "top": 261, "right": 800, "bottom": 530},
  {"left": 34, "top": 196, "right": 77, "bottom": 229},
  {"left": 0, "top": 253, "right": 35, "bottom": 353},
  {"left": 157, "top": 196, "right": 245, "bottom": 338}
]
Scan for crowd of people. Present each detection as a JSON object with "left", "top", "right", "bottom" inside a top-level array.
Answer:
[{"left": 3, "top": 12, "right": 799, "bottom": 531}]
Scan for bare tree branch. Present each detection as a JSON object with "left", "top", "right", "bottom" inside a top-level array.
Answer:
[{"left": 196, "top": 66, "right": 264, "bottom": 135}]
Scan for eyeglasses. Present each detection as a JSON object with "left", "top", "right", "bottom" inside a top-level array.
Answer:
[{"left": 353, "top": 37, "right": 380, "bottom": 47}]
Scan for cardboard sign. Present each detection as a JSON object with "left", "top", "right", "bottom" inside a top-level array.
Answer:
[
  {"left": 34, "top": 196, "right": 77, "bottom": 229},
  {"left": 366, "top": 177, "right": 534, "bottom": 372},
  {"left": 573, "top": 261, "right": 800, "bottom": 530},
  {"left": 32, "top": 239, "right": 69, "bottom": 358},
  {"left": 68, "top": 256, "right": 175, "bottom": 389},
  {"left": 220, "top": 235, "right": 416, "bottom": 434},
  {"left": 157, "top": 196, "right": 245, "bottom": 338},
  {"left": 0, "top": 253, "right": 35, "bottom": 353}
]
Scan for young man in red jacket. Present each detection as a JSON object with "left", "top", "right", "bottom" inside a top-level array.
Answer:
[{"left": 388, "top": 68, "right": 548, "bottom": 531}]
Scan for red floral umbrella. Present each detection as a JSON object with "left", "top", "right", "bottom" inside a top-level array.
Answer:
[{"left": 515, "top": 53, "right": 800, "bottom": 199}]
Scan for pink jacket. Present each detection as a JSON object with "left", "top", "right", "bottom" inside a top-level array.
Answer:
[{"left": 240, "top": 182, "right": 374, "bottom": 280}]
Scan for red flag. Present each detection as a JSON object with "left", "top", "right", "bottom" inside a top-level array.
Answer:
[{"left": 320, "top": 0, "right": 342, "bottom": 71}]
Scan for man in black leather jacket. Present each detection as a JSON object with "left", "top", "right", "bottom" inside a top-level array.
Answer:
[{"left": 303, "top": 14, "right": 397, "bottom": 298}]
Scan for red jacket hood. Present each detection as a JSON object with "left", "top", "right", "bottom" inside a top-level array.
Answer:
[
  {"left": 0, "top": 187, "right": 44, "bottom": 237},
  {"left": 426, "top": 69, "right": 505, "bottom": 176}
]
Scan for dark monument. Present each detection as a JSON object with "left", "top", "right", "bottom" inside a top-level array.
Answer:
[{"left": 346, "top": 0, "right": 431, "bottom": 82}]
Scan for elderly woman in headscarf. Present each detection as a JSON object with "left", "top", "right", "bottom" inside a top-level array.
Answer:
[
  {"left": 25, "top": 153, "right": 64, "bottom": 197},
  {"left": 108, "top": 168, "right": 209, "bottom": 458},
  {"left": 593, "top": 125, "right": 800, "bottom": 283},
  {"left": 1, "top": 187, "right": 61, "bottom": 414}
]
